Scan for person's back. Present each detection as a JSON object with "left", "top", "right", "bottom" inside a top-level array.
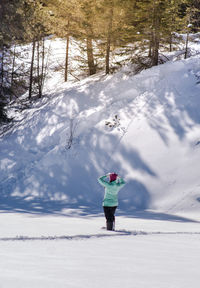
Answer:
[
  {"left": 98, "top": 175, "right": 125, "bottom": 207},
  {"left": 98, "top": 173, "right": 126, "bottom": 230}
]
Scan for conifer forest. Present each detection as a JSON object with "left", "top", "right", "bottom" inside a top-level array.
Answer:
[{"left": 0, "top": 0, "right": 200, "bottom": 124}]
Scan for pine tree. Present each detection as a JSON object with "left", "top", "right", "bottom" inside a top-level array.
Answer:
[
  {"left": 188, "top": 0, "right": 200, "bottom": 32},
  {"left": 122, "top": 0, "right": 190, "bottom": 66},
  {"left": 43, "top": 0, "right": 82, "bottom": 80},
  {"left": 22, "top": 0, "right": 50, "bottom": 99},
  {"left": 94, "top": 0, "right": 130, "bottom": 73},
  {"left": 163, "top": 0, "right": 189, "bottom": 52},
  {"left": 79, "top": 0, "right": 97, "bottom": 75},
  {"left": 0, "top": 0, "right": 25, "bottom": 122}
]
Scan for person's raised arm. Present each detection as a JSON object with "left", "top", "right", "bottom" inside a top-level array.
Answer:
[
  {"left": 117, "top": 176, "right": 126, "bottom": 187},
  {"left": 98, "top": 175, "right": 110, "bottom": 188}
]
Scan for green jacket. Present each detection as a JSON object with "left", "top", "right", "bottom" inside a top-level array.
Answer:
[{"left": 98, "top": 175, "right": 126, "bottom": 207}]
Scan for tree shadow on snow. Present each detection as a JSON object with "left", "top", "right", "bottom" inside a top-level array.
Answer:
[
  {"left": 117, "top": 209, "right": 198, "bottom": 223},
  {"left": 1, "top": 85, "right": 199, "bottom": 225},
  {"left": 0, "top": 178, "right": 197, "bottom": 223},
  {"left": 0, "top": 194, "right": 102, "bottom": 217},
  {"left": 146, "top": 68, "right": 200, "bottom": 145}
]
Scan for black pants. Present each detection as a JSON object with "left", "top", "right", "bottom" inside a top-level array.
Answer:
[{"left": 103, "top": 206, "right": 117, "bottom": 230}]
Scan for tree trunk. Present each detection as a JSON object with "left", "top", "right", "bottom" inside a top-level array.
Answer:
[
  {"left": 106, "top": 1, "right": 114, "bottom": 74},
  {"left": 0, "top": 2, "right": 4, "bottom": 94},
  {"left": 37, "top": 40, "right": 42, "bottom": 98},
  {"left": 148, "top": 35, "right": 152, "bottom": 57},
  {"left": 169, "top": 12, "right": 175, "bottom": 53},
  {"left": 151, "top": 1, "right": 160, "bottom": 66},
  {"left": 65, "top": 20, "right": 70, "bottom": 82},
  {"left": 0, "top": 46, "right": 4, "bottom": 91},
  {"left": 10, "top": 45, "right": 16, "bottom": 101},
  {"left": 41, "top": 37, "right": 45, "bottom": 88},
  {"left": 185, "top": 29, "right": 189, "bottom": 59},
  {"left": 169, "top": 33, "right": 173, "bottom": 52},
  {"left": 86, "top": 36, "right": 96, "bottom": 76},
  {"left": 11, "top": 45, "right": 16, "bottom": 86},
  {"left": 152, "top": 32, "right": 159, "bottom": 66},
  {"left": 65, "top": 34, "right": 70, "bottom": 82},
  {"left": 29, "top": 40, "right": 36, "bottom": 100},
  {"left": 37, "top": 38, "right": 46, "bottom": 98}
]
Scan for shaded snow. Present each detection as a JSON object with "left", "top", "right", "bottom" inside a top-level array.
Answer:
[
  {"left": 1, "top": 53, "right": 200, "bottom": 214},
  {"left": 1, "top": 37, "right": 200, "bottom": 288}
]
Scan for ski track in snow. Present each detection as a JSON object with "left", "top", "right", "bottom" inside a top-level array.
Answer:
[{"left": 1, "top": 230, "right": 200, "bottom": 242}]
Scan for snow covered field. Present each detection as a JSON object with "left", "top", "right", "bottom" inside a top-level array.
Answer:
[
  {"left": 0, "top": 213, "right": 200, "bottom": 288},
  {"left": 1, "top": 36, "right": 200, "bottom": 287}
]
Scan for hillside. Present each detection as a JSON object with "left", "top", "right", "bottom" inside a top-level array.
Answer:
[
  {"left": 1, "top": 41, "right": 200, "bottom": 288},
  {"left": 1, "top": 46, "right": 200, "bottom": 217},
  {"left": 1, "top": 1, "right": 200, "bottom": 286}
]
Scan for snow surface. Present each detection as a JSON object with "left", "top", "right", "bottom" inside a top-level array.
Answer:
[
  {"left": 0, "top": 214, "right": 200, "bottom": 288},
  {"left": 1, "top": 47, "right": 200, "bottom": 214},
  {"left": 0, "top": 36, "right": 200, "bottom": 287}
]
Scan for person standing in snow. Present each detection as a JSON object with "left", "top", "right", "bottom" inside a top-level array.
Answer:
[{"left": 98, "top": 173, "right": 126, "bottom": 231}]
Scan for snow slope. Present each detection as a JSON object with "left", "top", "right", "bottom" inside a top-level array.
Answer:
[
  {"left": 1, "top": 49, "right": 200, "bottom": 216},
  {"left": 1, "top": 39, "right": 200, "bottom": 288}
]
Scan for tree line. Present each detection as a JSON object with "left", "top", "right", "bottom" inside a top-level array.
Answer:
[{"left": 0, "top": 0, "right": 199, "bottom": 124}]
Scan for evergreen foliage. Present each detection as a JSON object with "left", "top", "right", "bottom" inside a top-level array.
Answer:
[{"left": 0, "top": 0, "right": 199, "bottom": 124}]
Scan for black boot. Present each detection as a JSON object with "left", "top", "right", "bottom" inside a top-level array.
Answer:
[{"left": 106, "top": 222, "right": 113, "bottom": 231}]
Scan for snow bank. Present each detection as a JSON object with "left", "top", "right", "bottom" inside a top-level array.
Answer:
[{"left": 1, "top": 54, "right": 200, "bottom": 215}]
